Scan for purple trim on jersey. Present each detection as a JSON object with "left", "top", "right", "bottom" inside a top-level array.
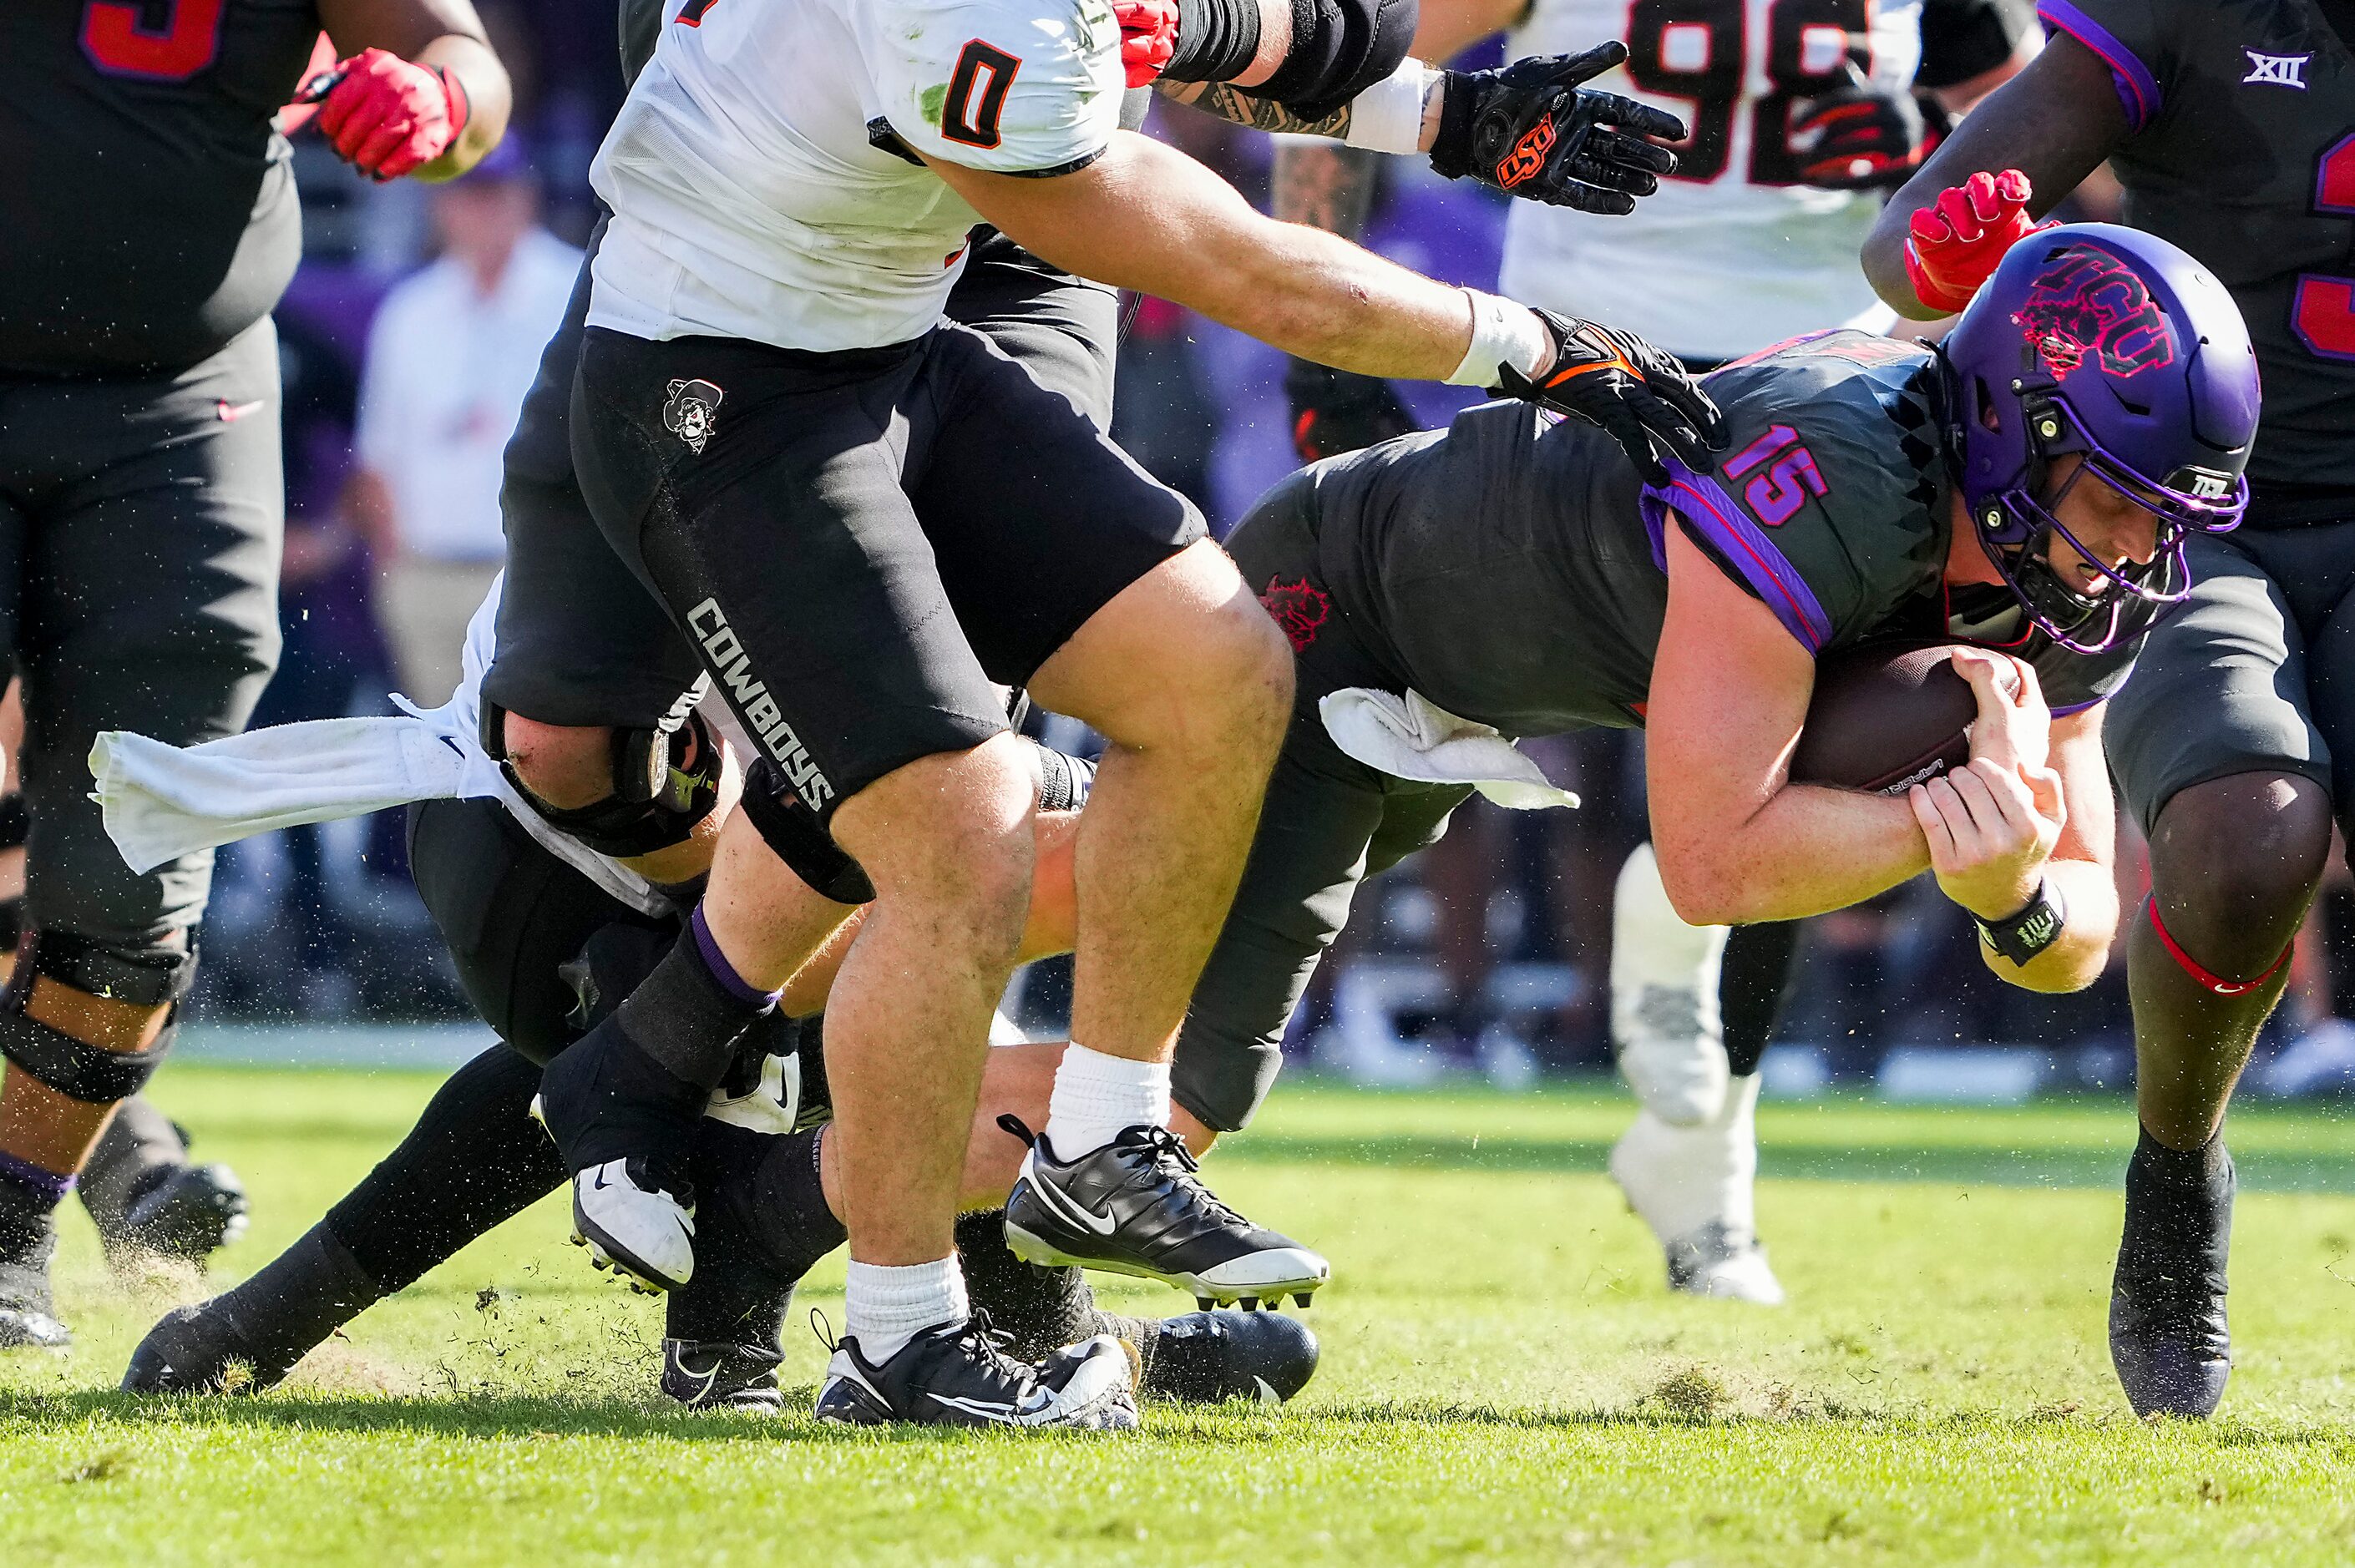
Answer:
[
  {"left": 691, "top": 904, "right": 782, "bottom": 1009},
  {"left": 2037, "top": 1, "right": 2158, "bottom": 133},
  {"left": 0, "top": 1149, "right": 73, "bottom": 1206},
  {"left": 2049, "top": 696, "right": 2105, "bottom": 717},
  {"left": 1639, "top": 460, "right": 1836, "bottom": 654}
]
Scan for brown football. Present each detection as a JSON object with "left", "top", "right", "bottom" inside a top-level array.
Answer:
[{"left": 1789, "top": 641, "right": 2021, "bottom": 795}]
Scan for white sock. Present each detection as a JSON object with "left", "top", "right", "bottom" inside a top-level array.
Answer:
[
  {"left": 1041, "top": 1042, "right": 1170, "bottom": 1157},
  {"left": 843, "top": 1257, "right": 969, "bottom": 1363},
  {"left": 1608, "top": 1072, "right": 1762, "bottom": 1243}
]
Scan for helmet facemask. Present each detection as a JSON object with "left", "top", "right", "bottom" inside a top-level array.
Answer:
[{"left": 1966, "top": 392, "right": 2246, "bottom": 654}]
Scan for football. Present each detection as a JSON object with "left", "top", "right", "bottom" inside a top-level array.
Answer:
[{"left": 1789, "top": 641, "right": 2022, "bottom": 795}]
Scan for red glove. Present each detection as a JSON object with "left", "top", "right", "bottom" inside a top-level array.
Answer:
[
  {"left": 1902, "top": 168, "right": 2053, "bottom": 315},
  {"left": 311, "top": 48, "right": 470, "bottom": 182},
  {"left": 1112, "top": 0, "right": 1178, "bottom": 88}
]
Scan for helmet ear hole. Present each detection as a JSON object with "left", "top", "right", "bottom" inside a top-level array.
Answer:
[{"left": 1974, "top": 378, "right": 2001, "bottom": 432}]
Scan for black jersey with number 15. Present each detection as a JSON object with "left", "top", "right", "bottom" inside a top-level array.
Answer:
[
  {"left": 2038, "top": 0, "right": 2355, "bottom": 518},
  {"left": 0, "top": 0, "right": 321, "bottom": 377}
]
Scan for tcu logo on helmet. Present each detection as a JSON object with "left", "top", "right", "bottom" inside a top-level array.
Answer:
[
  {"left": 1260, "top": 575, "right": 1330, "bottom": 651},
  {"left": 663, "top": 378, "right": 725, "bottom": 453},
  {"left": 2011, "top": 248, "right": 2177, "bottom": 380}
]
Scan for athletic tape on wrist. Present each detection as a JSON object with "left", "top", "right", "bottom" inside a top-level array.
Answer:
[
  {"left": 1447, "top": 291, "right": 1549, "bottom": 387},
  {"left": 2144, "top": 893, "right": 2294, "bottom": 997},
  {"left": 1342, "top": 58, "right": 1431, "bottom": 154}
]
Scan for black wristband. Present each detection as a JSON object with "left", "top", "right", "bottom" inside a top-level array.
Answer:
[{"left": 1975, "top": 877, "right": 2067, "bottom": 966}]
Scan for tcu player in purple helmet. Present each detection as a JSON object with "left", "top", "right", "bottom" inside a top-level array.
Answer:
[
  {"left": 1269, "top": 0, "right": 2033, "bottom": 1306},
  {"left": 1862, "top": 0, "right": 2355, "bottom": 1419}
]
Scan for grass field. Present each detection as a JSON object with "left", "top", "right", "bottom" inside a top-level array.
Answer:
[{"left": 4, "top": 1065, "right": 2353, "bottom": 1566}]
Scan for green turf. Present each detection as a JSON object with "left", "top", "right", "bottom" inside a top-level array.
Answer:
[{"left": 5, "top": 1066, "right": 2353, "bottom": 1566}]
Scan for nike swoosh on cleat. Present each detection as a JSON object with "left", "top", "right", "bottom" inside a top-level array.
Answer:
[
  {"left": 1253, "top": 1376, "right": 1281, "bottom": 1406},
  {"left": 671, "top": 1351, "right": 720, "bottom": 1405},
  {"left": 1018, "top": 1166, "right": 1118, "bottom": 1237}
]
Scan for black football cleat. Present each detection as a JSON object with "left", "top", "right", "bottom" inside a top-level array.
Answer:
[
  {"left": 0, "top": 1222, "right": 69, "bottom": 1350},
  {"left": 2110, "top": 1140, "right": 2235, "bottom": 1419},
  {"left": 999, "top": 1117, "right": 1329, "bottom": 1308},
  {"left": 122, "top": 1301, "right": 281, "bottom": 1394},
  {"left": 662, "top": 1338, "right": 788, "bottom": 1412},
  {"left": 814, "top": 1313, "right": 1139, "bottom": 1429},
  {"left": 1139, "top": 1308, "right": 1320, "bottom": 1404},
  {"left": 104, "top": 1161, "right": 251, "bottom": 1272}
]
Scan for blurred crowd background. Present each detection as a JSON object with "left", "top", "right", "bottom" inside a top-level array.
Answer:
[{"left": 195, "top": 2, "right": 2355, "bottom": 1100}]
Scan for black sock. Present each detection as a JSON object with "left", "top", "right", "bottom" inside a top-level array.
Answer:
[
  {"left": 0, "top": 1151, "right": 68, "bottom": 1257},
  {"left": 2123, "top": 1125, "right": 2234, "bottom": 1282},
  {"left": 955, "top": 1207, "right": 1101, "bottom": 1358},
  {"left": 324, "top": 1044, "right": 563, "bottom": 1294},
  {"left": 612, "top": 913, "right": 779, "bottom": 1092},
  {"left": 667, "top": 1124, "right": 843, "bottom": 1345},
  {"left": 78, "top": 1094, "right": 190, "bottom": 1240},
  {"left": 200, "top": 1223, "right": 383, "bottom": 1380},
  {"left": 1720, "top": 920, "right": 1803, "bottom": 1079}
]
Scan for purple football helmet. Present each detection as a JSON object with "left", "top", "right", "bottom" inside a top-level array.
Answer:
[{"left": 1939, "top": 223, "right": 2259, "bottom": 653}]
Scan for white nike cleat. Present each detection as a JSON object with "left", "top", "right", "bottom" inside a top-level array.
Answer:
[
  {"left": 567, "top": 1156, "right": 696, "bottom": 1293},
  {"left": 1610, "top": 844, "right": 1732, "bottom": 1126},
  {"left": 1609, "top": 1073, "right": 1783, "bottom": 1306}
]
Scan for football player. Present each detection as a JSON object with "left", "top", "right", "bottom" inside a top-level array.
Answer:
[
  {"left": 527, "top": 0, "right": 1724, "bottom": 1429},
  {"left": 1858, "top": 0, "right": 2355, "bottom": 1419},
  {"left": 119, "top": 0, "right": 1696, "bottom": 1420},
  {"left": 0, "top": 0, "right": 511, "bottom": 1351},
  {"left": 1267, "top": 0, "right": 2033, "bottom": 1306}
]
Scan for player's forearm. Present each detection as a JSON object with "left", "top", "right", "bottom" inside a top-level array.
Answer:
[
  {"left": 1652, "top": 786, "right": 1932, "bottom": 927},
  {"left": 1981, "top": 857, "right": 2117, "bottom": 993},
  {"left": 936, "top": 134, "right": 1497, "bottom": 381},
  {"left": 408, "top": 33, "right": 509, "bottom": 180}
]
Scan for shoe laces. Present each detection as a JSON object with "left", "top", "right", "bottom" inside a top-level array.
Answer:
[
  {"left": 625, "top": 1152, "right": 696, "bottom": 1212},
  {"left": 1124, "top": 1125, "right": 1246, "bottom": 1229}
]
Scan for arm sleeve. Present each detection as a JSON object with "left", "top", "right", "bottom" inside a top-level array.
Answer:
[
  {"left": 1916, "top": 0, "right": 2029, "bottom": 91},
  {"left": 869, "top": 0, "right": 1127, "bottom": 176},
  {"left": 2033, "top": 0, "right": 2169, "bottom": 133}
]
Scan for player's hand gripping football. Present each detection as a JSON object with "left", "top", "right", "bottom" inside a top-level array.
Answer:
[
  {"left": 305, "top": 48, "right": 471, "bottom": 182},
  {"left": 1286, "top": 360, "right": 1419, "bottom": 462},
  {"left": 1903, "top": 169, "right": 2054, "bottom": 314},
  {"left": 1907, "top": 650, "right": 2065, "bottom": 921},
  {"left": 1429, "top": 42, "right": 1686, "bottom": 215},
  {"left": 1497, "top": 313, "right": 1726, "bottom": 483},
  {"left": 1787, "top": 68, "right": 1945, "bottom": 190}
]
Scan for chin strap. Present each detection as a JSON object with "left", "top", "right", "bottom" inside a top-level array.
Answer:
[{"left": 2144, "top": 892, "right": 2294, "bottom": 997}]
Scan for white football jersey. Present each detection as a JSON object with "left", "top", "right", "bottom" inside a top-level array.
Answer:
[
  {"left": 589, "top": 0, "right": 1125, "bottom": 352},
  {"left": 1499, "top": 0, "right": 1922, "bottom": 361}
]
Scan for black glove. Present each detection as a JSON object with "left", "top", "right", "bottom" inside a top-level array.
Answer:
[
  {"left": 1787, "top": 71, "right": 1939, "bottom": 190},
  {"left": 1429, "top": 41, "right": 1686, "bottom": 216},
  {"left": 1285, "top": 359, "right": 1418, "bottom": 463},
  {"left": 1494, "top": 311, "right": 1727, "bottom": 484}
]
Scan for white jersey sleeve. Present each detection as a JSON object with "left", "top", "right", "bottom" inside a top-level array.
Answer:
[{"left": 864, "top": 0, "right": 1125, "bottom": 176}]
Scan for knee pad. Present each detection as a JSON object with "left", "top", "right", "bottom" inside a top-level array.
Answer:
[
  {"left": 0, "top": 930, "right": 195, "bottom": 1105},
  {"left": 739, "top": 761, "right": 878, "bottom": 906},
  {"left": 1250, "top": 0, "right": 1420, "bottom": 119},
  {"left": 484, "top": 705, "right": 723, "bottom": 861}
]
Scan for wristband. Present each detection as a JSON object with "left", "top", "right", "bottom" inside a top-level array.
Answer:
[
  {"left": 1974, "top": 877, "right": 2067, "bottom": 966},
  {"left": 1446, "top": 291, "right": 1549, "bottom": 387},
  {"left": 1341, "top": 59, "right": 1432, "bottom": 155}
]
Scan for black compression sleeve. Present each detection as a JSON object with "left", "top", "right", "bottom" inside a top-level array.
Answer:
[{"left": 1165, "top": 0, "right": 1265, "bottom": 82}]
